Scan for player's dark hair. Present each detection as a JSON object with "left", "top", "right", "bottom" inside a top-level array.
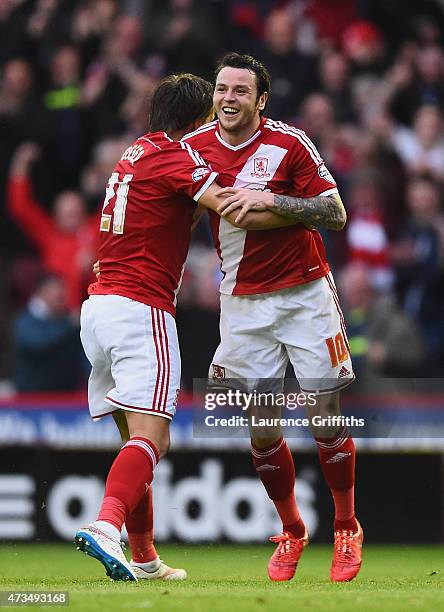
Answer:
[
  {"left": 148, "top": 74, "right": 214, "bottom": 134},
  {"left": 215, "top": 52, "right": 271, "bottom": 115}
]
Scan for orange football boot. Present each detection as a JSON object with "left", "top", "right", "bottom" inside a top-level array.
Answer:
[
  {"left": 330, "top": 520, "right": 363, "bottom": 582},
  {"left": 267, "top": 530, "right": 309, "bottom": 581}
]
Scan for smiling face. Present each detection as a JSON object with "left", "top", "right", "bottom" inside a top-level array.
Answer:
[{"left": 214, "top": 66, "right": 268, "bottom": 145}]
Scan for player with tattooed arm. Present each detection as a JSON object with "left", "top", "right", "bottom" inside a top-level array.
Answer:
[{"left": 183, "top": 53, "right": 362, "bottom": 583}]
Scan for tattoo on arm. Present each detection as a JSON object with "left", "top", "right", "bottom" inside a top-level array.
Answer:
[{"left": 271, "top": 194, "right": 347, "bottom": 230}]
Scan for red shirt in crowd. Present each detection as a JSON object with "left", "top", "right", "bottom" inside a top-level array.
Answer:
[{"left": 8, "top": 177, "right": 98, "bottom": 311}]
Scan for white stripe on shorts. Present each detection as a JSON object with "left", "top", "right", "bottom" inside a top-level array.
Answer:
[{"left": 150, "top": 307, "right": 170, "bottom": 414}]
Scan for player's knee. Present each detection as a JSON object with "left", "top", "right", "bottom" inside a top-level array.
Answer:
[
  {"left": 126, "top": 412, "right": 171, "bottom": 457},
  {"left": 250, "top": 433, "right": 281, "bottom": 449},
  {"left": 157, "top": 432, "right": 170, "bottom": 458},
  {"left": 318, "top": 391, "right": 340, "bottom": 415}
]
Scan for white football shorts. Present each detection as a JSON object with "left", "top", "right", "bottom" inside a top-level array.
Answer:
[
  {"left": 209, "top": 272, "right": 354, "bottom": 394},
  {"left": 80, "top": 295, "right": 180, "bottom": 420}
]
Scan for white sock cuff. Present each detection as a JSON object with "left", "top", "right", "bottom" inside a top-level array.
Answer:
[
  {"left": 122, "top": 438, "right": 159, "bottom": 469},
  {"left": 315, "top": 427, "right": 350, "bottom": 450},
  {"left": 131, "top": 556, "right": 161, "bottom": 572},
  {"left": 251, "top": 437, "right": 285, "bottom": 459}
]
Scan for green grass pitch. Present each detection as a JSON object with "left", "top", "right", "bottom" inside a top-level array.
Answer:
[{"left": 0, "top": 544, "right": 443, "bottom": 611}]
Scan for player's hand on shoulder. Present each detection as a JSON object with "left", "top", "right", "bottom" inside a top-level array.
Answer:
[
  {"left": 10, "top": 142, "right": 41, "bottom": 177},
  {"left": 216, "top": 187, "right": 273, "bottom": 224},
  {"left": 93, "top": 260, "right": 100, "bottom": 278}
]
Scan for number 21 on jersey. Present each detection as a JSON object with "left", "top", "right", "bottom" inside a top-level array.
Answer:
[{"left": 100, "top": 173, "right": 133, "bottom": 234}]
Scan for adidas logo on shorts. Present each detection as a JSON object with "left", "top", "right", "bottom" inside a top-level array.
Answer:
[{"left": 338, "top": 365, "right": 350, "bottom": 378}]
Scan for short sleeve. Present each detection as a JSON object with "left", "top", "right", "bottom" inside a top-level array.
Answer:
[
  {"left": 159, "top": 141, "right": 218, "bottom": 202},
  {"left": 288, "top": 132, "right": 338, "bottom": 198}
]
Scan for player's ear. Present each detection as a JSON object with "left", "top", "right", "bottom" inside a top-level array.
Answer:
[{"left": 257, "top": 92, "right": 268, "bottom": 112}]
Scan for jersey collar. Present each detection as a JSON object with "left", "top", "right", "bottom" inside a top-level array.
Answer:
[{"left": 215, "top": 117, "right": 264, "bottom": 151}]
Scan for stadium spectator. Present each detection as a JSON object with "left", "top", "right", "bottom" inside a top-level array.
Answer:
[
  {"left": 144, "top": 0, "right": 221, "bottom": 80},
  {"left": 389, "top": 45, "right": 444, "bottom": 126},
  {"left": 0, "top": 58, "right": 46, "bottom": 253},
  {"left": 254, "top": 7, "right": 315, "bottom": 121},
  {"left": 81, "top": 14, "right": 155, "bottom": 140},
  {"left": 42, "top": 45, "right": 87, "bottom": 190},
  {"left": 392, "top": 174, "right": 444, "bottom": 371},
  {"left": 317, "top": 52, "right": 356, "bottom": 123},
  {"left": 412, "top": 14, "right": 444, "bottom": 48},
  {"left": 298, "top": 92, "right": 335, "bottom": 149},
  {"left": 305, "top": 0, "right": 357, "bottom": 49},
  {"left": 26, "top": 0, "right": 60, "bottom": 43},
  {"left": 0, "top": 57, "right": 46, "bottom": 170},
  {"left": 25, "top": 0, "right": 78, "bottom": 72},
  {"left": 342, "top": 20, "right": 386, "bottom": 77},
  {"left": 226, "top": 0, "right": 266, "bottom": 51},
  {"left": 350, "top": 73, "right": 386, "bottom": 128},
  {"left": 0, "top": 58, "right": 39, "bottom": 139},
  {"left": 338, "top": 263, "right": 424, "bottom": 378},
  {"left": 13, "top": 273, "right": 84, "bottom": 392},
  {"left": 71, "top": 0, "right": 119, "bottom": 67},
  {"left": 346, "top": 175, "right": 393, "bottom": 291},
  {"left": 0, "top": 0, "right": 32, "bottom": 65},
  {"left": 7, "top": 142, "right": 98, "bottom": 313},
  {"left": 296, "top": 91, "right": 353, "bottom": 194},
  {"left": 390, "top": 104, "right": 444, "bottom": 181}
]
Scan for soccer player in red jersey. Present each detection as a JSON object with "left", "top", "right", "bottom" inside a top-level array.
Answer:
[
  {"left": 183, "top": 53, "right": 363, "bottom": 583},
  {"left": 75, "top": 73, "right": 296, "bottom": 582}
]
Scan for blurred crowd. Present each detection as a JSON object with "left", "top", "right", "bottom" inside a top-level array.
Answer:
[{"left": 1, "top": 0, "right": 444, "bottom": 393}]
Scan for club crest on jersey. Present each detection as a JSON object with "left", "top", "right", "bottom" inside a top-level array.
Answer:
[
  {"left": 211, "top": 364, "right": 226, "bottom": 381},
  {"left": 192, "top": 167, "right": 210, "bottom": 182},
  {"left": 251, "top": 157, "right": 270, "bottom": 178},
  {"left": 317, "top": 163, "right": 335, "bottom": 184}
]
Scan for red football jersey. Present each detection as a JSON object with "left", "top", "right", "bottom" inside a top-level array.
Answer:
[
  {"left": 183, "top": 117, "right": 338, "bottom": 295},
  {"left": 89, "top": 132, "right": 218, "bottom": 315}
]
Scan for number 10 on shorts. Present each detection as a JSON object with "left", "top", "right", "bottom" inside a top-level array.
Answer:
[{"left": 325, "top": 332, "right": 348, "bottom": 368}]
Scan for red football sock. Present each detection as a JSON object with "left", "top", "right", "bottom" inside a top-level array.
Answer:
[
  {"left": 251, "top": 437, "right": 306, "bottom": 539},
  {"left": 97, "top": 437, "right": 159, "bottom": 533},
  {"left": 126, "top": 485, "right": 158, "bottom": 563},
  {"left": 315, "top": 427, "right": 358, "bottom": 532}
]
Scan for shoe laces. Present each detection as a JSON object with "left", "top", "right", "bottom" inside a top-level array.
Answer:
[
  {"left": 334, "top": 530, "right": 357, "bottom": 564},
  {"left": 269, "top": 532, "right": 303, "bottom": 559}
]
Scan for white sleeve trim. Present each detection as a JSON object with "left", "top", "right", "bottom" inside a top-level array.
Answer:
[
  {"left": 318, "top": 188, "right": 339, "bottom": 197},
  {"left": 193, "top": 171, "right": 219, "bottom": 202}
]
